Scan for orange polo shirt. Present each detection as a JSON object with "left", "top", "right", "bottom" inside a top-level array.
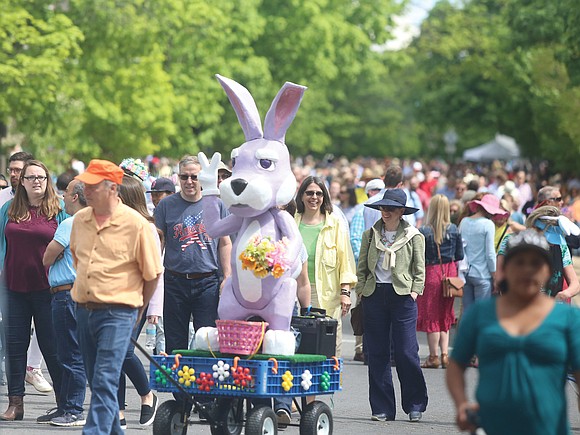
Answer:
[{"left": 70, "top": 201, "right": 162, "bottom": 307}]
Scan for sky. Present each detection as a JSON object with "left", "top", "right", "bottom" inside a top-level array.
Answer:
[{"left": 385, "top": 0, "right": 438, "bottom": 50}]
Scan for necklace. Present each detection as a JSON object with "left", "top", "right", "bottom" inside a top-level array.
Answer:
[{"left": 380, "top": 228, "right": 396, "bottom": 246}]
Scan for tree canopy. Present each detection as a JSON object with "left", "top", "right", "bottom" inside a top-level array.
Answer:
[{"left": 1, "top": 0, "right": 579, "bottom": 172}]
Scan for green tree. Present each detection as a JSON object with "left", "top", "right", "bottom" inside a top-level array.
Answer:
[{"left": 0, "top": 0, "right": 83, "bottom": 166}]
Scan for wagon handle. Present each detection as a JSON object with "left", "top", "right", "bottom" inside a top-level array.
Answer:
[
  {"left": 172, "top": 353, "right": 182, "bottom": 370},
  {"left": 331, "top": 356, "right": 340, "bottom": 371},
  {"left": 268, "top": 358, "right": 278, "bottom": 374}
]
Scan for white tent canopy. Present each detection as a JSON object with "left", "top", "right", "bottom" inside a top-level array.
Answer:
[{"left": 463, "top": 134, "right": 520, "bottom": 162}]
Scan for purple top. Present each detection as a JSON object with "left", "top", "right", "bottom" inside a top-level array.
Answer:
[{"left": 5, "top": 207, "right": 57, "bottom": 292}]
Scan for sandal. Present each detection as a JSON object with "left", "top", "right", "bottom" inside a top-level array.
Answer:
[
  {"left": 421, "top": 355, "right": 440, "bottom": 369},
  {"left": 440, "top": 353, "right": 449, "bottom": 369}
]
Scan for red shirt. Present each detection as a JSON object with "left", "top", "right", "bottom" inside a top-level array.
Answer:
[{"left": 5, "top": 207, "right": 57, "bottom": 292}]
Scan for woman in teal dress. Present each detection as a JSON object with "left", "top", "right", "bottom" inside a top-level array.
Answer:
[{"left": 446, "top": 229, "right": 580, "bottom": 435}]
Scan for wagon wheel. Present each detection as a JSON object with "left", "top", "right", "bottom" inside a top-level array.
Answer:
[
  {"left": 299, "top": 401, "right": 332, "bottom": 435},
  {"left": 209, "top": 398, "right": 243, "bottom": 435},
  {"left": 245, "top": 405, "right": 278, "bottom": 435},
  {"left": 153, "top": 400, "right": 188, "bottom": 435}
]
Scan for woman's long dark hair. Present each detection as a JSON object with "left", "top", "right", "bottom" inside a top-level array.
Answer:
[{"left": 296, "top": 176, "right": 333, "bottom": 215}]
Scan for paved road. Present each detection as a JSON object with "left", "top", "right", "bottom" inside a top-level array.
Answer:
[{"left": 2, "top": 299, "right": 580, "bottom": 434}]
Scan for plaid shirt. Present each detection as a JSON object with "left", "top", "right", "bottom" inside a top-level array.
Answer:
[{"left": 349, "top": 205, "right": 365, "bottom": 262}]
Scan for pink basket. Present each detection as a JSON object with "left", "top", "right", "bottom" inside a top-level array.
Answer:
[{"left": 216, "top": 320, "right": 268, "bottom": 355}]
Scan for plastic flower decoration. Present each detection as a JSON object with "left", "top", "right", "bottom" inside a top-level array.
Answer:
[
  {"left": 120, "top": 157, "right": 149, "bottom": 181},
  {"left": 239, "top": 235, "right": 291, "bottom": 279}
]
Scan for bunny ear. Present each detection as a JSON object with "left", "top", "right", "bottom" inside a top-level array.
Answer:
[
  {"left": 263, "top": 82, "right": 307, "bottom": 143},
  {"left": 215, "top": 74, "right": 263, "bottom": 141}
]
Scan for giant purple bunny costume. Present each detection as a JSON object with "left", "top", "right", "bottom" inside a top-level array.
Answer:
[{"left": 197, "top": 75, "right": 306, "bottom": 355}]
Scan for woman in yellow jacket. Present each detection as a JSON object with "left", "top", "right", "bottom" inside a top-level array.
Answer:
[{"left": 295, "top": 176, "right": 357, "bottom": 357}]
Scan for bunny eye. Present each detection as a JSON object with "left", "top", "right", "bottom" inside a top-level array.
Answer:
[
  {"left": 259, "top": 159, "right": 275, "bottom": 171},
  {"left": 231, "top": 158, "right": 236, "bottom": 168}
]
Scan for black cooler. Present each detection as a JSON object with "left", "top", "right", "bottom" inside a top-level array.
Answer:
[{"left": 291, "top": 308, "right": 338, "bottom": 358}]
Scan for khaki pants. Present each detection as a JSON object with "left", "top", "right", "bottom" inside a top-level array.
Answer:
[{"left": 311, "top": 284, "right": 342, "bottom": 358}]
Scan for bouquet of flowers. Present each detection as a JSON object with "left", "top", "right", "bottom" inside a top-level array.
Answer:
[{"left": 239, "top": 235, "right": 291, "bottom": 279}]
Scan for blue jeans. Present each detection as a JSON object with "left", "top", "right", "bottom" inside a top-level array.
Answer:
[
  {"left": 462, "top": 276, "right": 492, "bottom": 314},
  {"left": 77, "top": 306, "right": 137, "bottom": 435},
  {"left": 3, "top": 289, "right": 62, "bottom": 398},
  {"left": 362, "top": 284, "right": 428, "bottom": 419},
  {"left": 52, "top": 290, "right": 86, "bottom": 415},
  {"left": 118, "top": 313, "right": 150, "bottom": 410},
  {"left": 163, "top": 272, "right": 219, "bottom": 354}
]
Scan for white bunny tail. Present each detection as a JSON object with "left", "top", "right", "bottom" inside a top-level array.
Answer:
[
  {"left": 263, "top": 82, "right": 307, "bottom": 143},
  {"left": 216, "top": 74, "right": 263, "bottom": 141}
]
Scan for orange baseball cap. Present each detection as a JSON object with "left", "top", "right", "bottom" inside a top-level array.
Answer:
[{"left": 76, "top": 159, "right": 124, "bottom": 185}]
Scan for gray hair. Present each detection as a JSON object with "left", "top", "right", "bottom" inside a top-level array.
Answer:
[
  {"left": 537, "top": 186, "right": 559, "bottom": 203},
  {"left": 179, "top": 155, "right": 200, "bottom": 172},
  {"left": 72, "top": 181, "right": 87, "bottom": 206}
]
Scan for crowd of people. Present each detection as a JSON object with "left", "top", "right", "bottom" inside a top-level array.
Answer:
[{"left": 0, "top": 150, "right": 579, "bottom": 433}]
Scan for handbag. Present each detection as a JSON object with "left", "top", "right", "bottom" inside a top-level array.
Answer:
[
  {"left": 437, "top": 244, "right": 464, "bottom": 298},
  {"left": 350, "top": 302, "right": 364, "bottom": 336}
]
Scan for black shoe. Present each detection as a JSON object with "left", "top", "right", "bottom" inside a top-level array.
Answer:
[
  {"left": 37, "top": 408, "right": 63, "bottom": 424},
  {"left": 139, "top": 393, "right": 158, "bottom": 426},
  {"left": 353, "top": 353, "right": 365, "bottom": 363},
  {"left": 120, "top": 417, "right": 127, "bottom": 430}
]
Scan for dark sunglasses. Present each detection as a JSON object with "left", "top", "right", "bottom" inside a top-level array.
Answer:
[
  {"left": 179, "top": 174, "right": 198, "bottom": 181},
  {"left": 379, "top": 206, "right": 399, "bottom": 212},
  {"left": 548, "top": 196, "right": 562, "bottom": 202},
  {"left": 304, "top": 190, "right": 324, "bottom": 198}
]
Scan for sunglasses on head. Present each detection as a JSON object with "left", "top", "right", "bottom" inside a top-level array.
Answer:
[
  {"left": 179, "top": 174, "right": 198, "bottom": 181},
  {"left": 304, "top": 190, "right": 324, "bottom": 198}
]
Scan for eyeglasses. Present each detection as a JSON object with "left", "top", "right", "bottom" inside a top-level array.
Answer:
[
  {"left": 548, "top": 196, "right": 562, "bottom": 202},
  {"left": 7, "top": 167, "right": 22, "bottom": 175},
  {"left": 304, "top": 190, "right": 324, "bottom": 198},
  {"left": 217, "top": 173, "right": 231, "bottom": 181},
  {"left": 23, "top": 175, "right": 47, "bottom": 182},
  {"left": 380, "top": 206, "right": 399, "bottom": 212},
  {"left": 179, "top": 174, "right": 198, "bottom": 181}
]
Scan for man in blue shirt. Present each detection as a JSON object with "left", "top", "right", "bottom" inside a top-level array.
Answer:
[
  {"left": 154, "top": 156, "right": 232, "bottom": 355},
  {"left": 42, "top": 179, "right": 87, "bottom": 426}
]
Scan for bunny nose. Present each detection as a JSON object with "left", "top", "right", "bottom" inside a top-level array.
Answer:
[{"left": 230, "top": 178, "right": 248, "bottom": 196}]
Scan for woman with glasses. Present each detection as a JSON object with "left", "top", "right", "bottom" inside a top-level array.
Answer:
[
  {"left": 355, "top": 188, "right": 428, "bottom": 423},
  {"left": 0, "top": 160, "right": 67, "bottom": 421},
  {"left": 294, "top": 176, "right": 357, "bottom": 358},
  {"left": 496, "top": 206, "right": 579, "bottom": 300}
]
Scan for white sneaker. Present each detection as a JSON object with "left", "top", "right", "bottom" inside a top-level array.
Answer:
[{"left": 26, "top": 368, "right": 53, "bottom": 393}]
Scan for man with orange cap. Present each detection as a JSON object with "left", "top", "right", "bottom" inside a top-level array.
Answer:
[{"left": 70, "top": 159, "right": 162, "bottom": 434}]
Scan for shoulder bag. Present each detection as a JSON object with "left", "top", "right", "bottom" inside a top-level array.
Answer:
[{"left": 437, "top": 243, "right": 464, "bottom": 298}]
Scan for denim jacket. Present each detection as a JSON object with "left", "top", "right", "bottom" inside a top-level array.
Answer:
[{"left": 420, "top": 224, "right": 464, "bottom": 266}]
